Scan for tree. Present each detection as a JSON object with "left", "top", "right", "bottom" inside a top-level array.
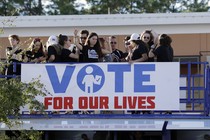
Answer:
[
  {"left": 0, "top": 0, "right": 19, "bottom": 16},
  {"left": 0, "top": 73, "right": 48, "bottom": 139},
  {"left": 0, "top": 128, "right": 43, "bottom": 140},
  {"left": 1, "top": 0, "right": 209, "bottom": 15},
  {"left": 180, "top": 0, "right": 209, "bottom": 12},
  {"left": 0, "top": 18, "right": 48, "bottom": 138},
  {"left": 84, "top": 0, "right": 209, "bottom": 14},
  {"left": 85, "top": 0, "right": 174, "bottom": 14},
  {"left": 46, "top": 0, "right": 79, "bottom": 15},
  {"left": 15, "top": 0, "right": 44, "bottom": 15},
  {"left": 85, "top": 0, "right": 133, "bottom": 14},
  {"left": 134, "top": 0, "right": 179, "bottom": 13},
  {"left": 0, "top": 0, "right": 44, "bottom": 16}
]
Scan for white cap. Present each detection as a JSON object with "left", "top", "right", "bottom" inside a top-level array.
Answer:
[
  {"left": 128, "top": 33, "right": 140, "bottom": 42},
  {"left": 46, "top": 35, "right": 58, "bottom": 47}
]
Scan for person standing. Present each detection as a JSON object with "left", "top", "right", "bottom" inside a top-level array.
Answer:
[
  {"left": 60, "top": 34, "right": 79, "bottom": 62},
  {"left": 126, "top": 33, "right": 149, "bottom": 114},
  {"left": 140, "top": 30, "right": 155, "bottom": 62},
  {"left": 59, "top": 34, "right": 79, "bottom": 115},
  {"left": 99, "top": 37, "right": 113, "bottom": 62},
  {"left": 25, "top": 38, "right": 47, "bottom": 63},
  {"left": 74, "top": 29, "right": 103, "bottom": 114},
  {"left": 79, "top": 30, "right": 89, "bottom": 62},
  {"left": 123, "top": 36, "right": 131, "bottom": 58},
  {"left": 6, "top": 34, "right": 23, "bottom": 77},
  {"left": 126, "top": 33, "right": 148, "bottom": 63},
  {"left": 149, "top": 34, "right": 174, "bottom": 62},
  {"left": 109, "top": 36, "right": 125, "bottom": 62},
  {"left": 46, "top": 35, "right": 62, "bottom": 63},
  {"left": 74, "top": 29, "right": 103, "bottom": 63},
  {"left": 149, "top": 34, "right": 174, "bottom": 115}
]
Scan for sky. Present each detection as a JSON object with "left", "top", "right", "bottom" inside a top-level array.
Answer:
[
  {"left": 42, "top": 0, "right": 89, "bottom": 10},
  {"left": 42, "top": 0, "right": 88, "bottom": 6}
]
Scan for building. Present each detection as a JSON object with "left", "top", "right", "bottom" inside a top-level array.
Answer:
[
  {"left": 1, "top": 12, "right": 210, "bottom": 140},
  {"left": 1, "top": 12, "right": 210, "bottom": 60}
]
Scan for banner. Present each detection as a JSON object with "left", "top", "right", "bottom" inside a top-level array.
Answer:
[{"left": 21, "top": 62, "right": 180, "bottom": 111}]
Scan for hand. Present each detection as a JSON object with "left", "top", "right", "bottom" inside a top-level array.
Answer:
[
  {"left": 104, "top": 37, "right": 109, "bottom": 43},
  {"left": 151, "top": 44, "right": 155, "bottom": 49},
  {"left": 23, "top": 56, "right": 29, "bottom": 62},
  {"left": 74, "top": 29, "right": 78, "bottom": 36}
]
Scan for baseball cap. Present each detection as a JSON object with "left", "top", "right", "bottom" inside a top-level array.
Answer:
[
  {"left": 46, "top": 35, "right": 58, "bottom": 47},
  {"left": 128, "top": 33, "right": 140, "bottom": 42}
]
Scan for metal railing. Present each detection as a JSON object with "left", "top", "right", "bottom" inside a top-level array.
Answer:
[{"left": 179, "top": 62, "right": 209, "bottom": 116}]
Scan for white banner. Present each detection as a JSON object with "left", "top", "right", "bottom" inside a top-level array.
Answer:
[{"left": 21, "top": 62, "right": 180, "bottom": 111}]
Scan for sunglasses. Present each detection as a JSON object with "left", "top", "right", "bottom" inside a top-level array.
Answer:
[
  {"left": 125, "top": 42, "right": 130, "bottom": 45},
  {"left": 111, "top": 42, "right": 117, "bottom": 44},
  {"left": 144, "top": 36, "right": 150, "bottom": 40},
  {"left": 80, "top": 37, "right": 87, "bottom": 40}
]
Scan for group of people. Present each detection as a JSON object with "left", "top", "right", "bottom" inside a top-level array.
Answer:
[
  {"left": 4, "top": 29, "right": 174, "bottom": 77},
  {"left": 3, "top": 29, "right": 174, "bottom": 114},
  {"left": 72, "top": 29, "right": 173, "bottom": 64}
]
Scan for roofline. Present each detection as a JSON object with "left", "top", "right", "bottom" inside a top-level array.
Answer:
[
  {"left": 1, "top": 12, "right": 210, "bottom": 37},
  {"left": 1, "top": 12, "right": 210, "bottom": 27}
]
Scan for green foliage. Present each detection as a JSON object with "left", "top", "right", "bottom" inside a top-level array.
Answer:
[
  {"left": 0, "top": 77, "right": 48, "bottom": 126},
  {"left": 85, "top": 0, "right": 133, "bottom": 14},
  {"left": 46, "top": 0, "right": 79, "bottom": 15},
  {"left": 18, "top": 0, "right": 44, "bottom": 15},
  {"left": 84, "top": 0, "right": 209, "bottom": 14},
  {"left": 0, "top": 77, "right": 48, "bottom": 139},
  {"left": 135, "top": 0, "right": 175, "bottom": 13},
  {"left": 0, "top": 0, "right": 44, "bottom": 16},
  {"left": 0, "top": 128, "right": 43, "bottom": 140},
  {"left": 0, "top": 0, "right": 209, "bottom": 15},
  {"left": 0, "top": 0, "right": 19, "bottom": 16},
  {"left": 180, "top": 0, "right": 209, "bottom": 12}
]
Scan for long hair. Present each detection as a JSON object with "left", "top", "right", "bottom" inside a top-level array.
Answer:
[
  {"left": 85, "top": 32, "right": 103, "bottom": 58},
  {"left": 140, "top": 30, "right": 154, "bottom": 45},
  {"left": 159, "top": 34, "right": 173, "bottom": 61},
  {"left": 58, "top": 34, "right": 68, "bottom": 46},
  {"left": 99, "top": 37, "right": 105, "bottom": 49},
  {"left": 28, "top": 38, "right": 44, "bottom": 55},
  {"left": 159, "top": 34, "right": 172, "bottom": 46}
]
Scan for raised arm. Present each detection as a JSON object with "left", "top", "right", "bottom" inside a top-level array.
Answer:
[
  {"left": 74, "top": 29, "right": 83, "bottom": 50},
  {"left": 101, "top": 37, "right": 112, "bottom": 54}
]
